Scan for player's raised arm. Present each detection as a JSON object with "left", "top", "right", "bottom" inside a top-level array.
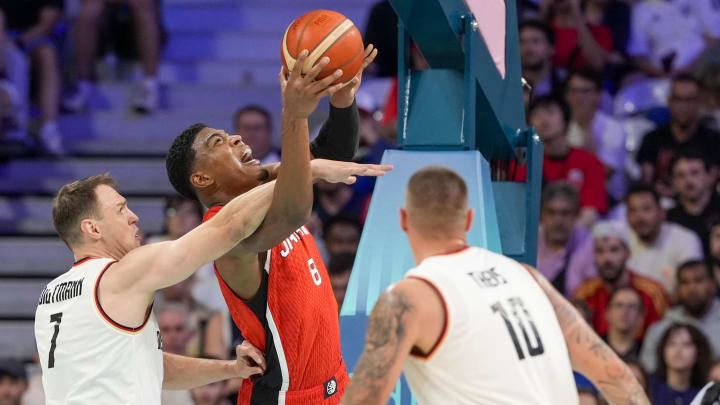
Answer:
[
  {"left": 233, "top": 50, "right": 344, "bottom": 253},
  {"left": 341, "top": 278, "right": 444, "bottom": 405},
  {"left": 525, "top": 265, "right": 650, "bottom": 405},
  {"left": 107, "top": 178, "right": 277, "bottom": 297}
]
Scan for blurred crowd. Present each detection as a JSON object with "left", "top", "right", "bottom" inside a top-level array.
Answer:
[
  {"left": 0, "top": 0, "right": 162, "bottom": 157},
  {"left": 2, "top": 0, "right": 720, "bottom": 404}
]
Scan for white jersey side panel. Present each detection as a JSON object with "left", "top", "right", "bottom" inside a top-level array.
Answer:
[
  {"left": 403, "top": 247, "right": 578, "bottom": 405},
  {"left": 34, "top": 258, "right": 164, "bottom": 405}
]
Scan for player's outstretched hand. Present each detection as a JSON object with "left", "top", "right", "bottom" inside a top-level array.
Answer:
[
  {"left": 330, "top": 44, "right": 378, "bottom": 108},
  {"left": 311, "top": 159, "right": 393, "bottom": 185},
  {"left": 234, "top": 341, "right": 267, "bottom": 379},
  {"left": 280, "top": 49, "right": 345, "bottom": 119}
]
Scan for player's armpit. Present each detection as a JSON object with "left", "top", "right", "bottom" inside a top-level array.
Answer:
[
  {"left": 342, "top": 279, "right": 442, "bottom": 405},
  {"left": 523, "top": 265, "right": 650, "bottom": 405}
]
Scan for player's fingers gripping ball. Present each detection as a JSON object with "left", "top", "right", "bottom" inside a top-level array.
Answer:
[{"left": 281, "top": 10, "right": 365, "bottom": 85}]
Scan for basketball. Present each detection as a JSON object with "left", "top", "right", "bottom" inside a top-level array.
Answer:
[{"left": 281, "top": 10, "right": 365, "bottom": 85}]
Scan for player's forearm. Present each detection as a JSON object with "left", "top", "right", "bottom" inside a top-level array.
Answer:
[
  {"left": 20, "top": 9, "right": 61, "bottom": 43},
  {"left": 162, "top": 352, "right": 239, "bottom": 390},
  {"left": 543, "top": 278, "right": 649, "bottom": 404},
  {"left": 310, "top": 101, "right": 359, "bottom": 161},
  {"left": 267, "top": 113, "right": 313, "bottom": 225},
  {"left": 220, "top": 180, "right": 277, "bottom": 241}
]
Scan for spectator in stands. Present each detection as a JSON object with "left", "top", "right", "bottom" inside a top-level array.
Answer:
[
  {"left": 668, "top": 149, "right": 720, "bottom": 257},
  {"left": 575, "top": 221, "right": 669, "bottom": 337},
  {"left": 710, "top": 360, "right": 720, "bottom": 382},
  {"left": 328, "top": 252, "right": 355, "bottom": 312},
  {"left": 232, "top": 105, "right": 279, "bottom": 166},
  {"left": 601, "top": 287, "right": 645, "bottom": 362},
  {"left": 626, "top": 184, "right": 703, "bottom": 292},
  {"left": 536, "top": 182, "right": 595, "bottom": 296},
  {"left": 700, "top": 66, "right": 720, "bottom": 132},
  {"left": 512, "top": 97, "right": 607, "bottom": 227},
  {"left": 628, "top": 0, "right": 720, "bottom": 77},
  {"left": 0, "top": 358, "right": 27, "bottom": 405},
  {"left": 565, "top": 68, "right": 627, "bottom": 202},
  {"left": 363, "top": 1, "right": 397, "bottom": 78},
  {"left": 519, "top": 20, "right": 564, "bottom": 99},
  {"left": 63, "top": 0, "right": 162, "bottom": 113},
  {"left": 582, "top": 0, "right": 631, "bottom": 59},
  {"left": 190, "top": 376, "right": 231, "bottom": 405},
  {"left": 0, "top": 1, "right": 64, "bottom": 155},
  {"left": 637, "top": 75, "right": 720, "bottom": 198},
  {"left": 156, "top": 276, "right": 216, "bottom": 358},
  {"left": 650, "top": 323, "right": 712, "bottom": 405},
  {"left": 544, "top": 0, "right": 613, "bottom": 71},
  {"left": 640, "top": 261, "right": 720, "bottom": 373},
  {"left": 577, "top": 387, "right": 600, "bottom": 405},
  {"left": 157, "top": 303, "right": 196, "bottom": 405},
  {"left": 311, "top": 182, "right": 365, "bottom": 238},
  {"left": 709, "top": 218, "right": 720, "bottom": 293},
  {"left": 323, "top": 214, "right": 362, "bottom": 259}
]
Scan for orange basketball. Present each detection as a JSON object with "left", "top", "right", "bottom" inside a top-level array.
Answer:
[{"left": 281, "top": 10, "right": 365, "bottom": 85}]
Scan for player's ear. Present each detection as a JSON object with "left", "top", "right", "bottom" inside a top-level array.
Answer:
[
  {"left": 400, "top": 208, "right": 408, "bottom": 233},
  {"left": 191, "top": 171, "right": 213, "bottom": 190},
  {"left": 465, "top": 209, "right": 474, "bottom": 232},
  {"left": 80, "top": 219, "right": 102, "bottom": 241}
]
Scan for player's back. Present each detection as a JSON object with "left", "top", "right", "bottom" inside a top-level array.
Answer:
[
  {"left": 403, "top": 247, "right": 578, "bottom": 405},
  {"left": 34, "top": 257, "right": 163, "bottom": 405}
]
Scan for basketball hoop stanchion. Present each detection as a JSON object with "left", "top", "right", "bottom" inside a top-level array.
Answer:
[{"left": 340, "top": 1, "right": 542, "bottom": 403}]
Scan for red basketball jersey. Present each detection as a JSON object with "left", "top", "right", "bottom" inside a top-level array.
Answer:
[{"left": 203, "top": 206, "right": 347, "bottom": 405}]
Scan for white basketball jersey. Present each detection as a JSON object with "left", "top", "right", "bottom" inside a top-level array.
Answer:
[
  {"left": 403, "top": 247, "right": 578, "bottom": 405},
  {"left": 34, "top": 257, "right": 164, "bottom": 405}
]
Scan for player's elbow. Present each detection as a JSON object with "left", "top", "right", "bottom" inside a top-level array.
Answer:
[{"left": 284, "top": 204, "right": 312, "bottom": 229}]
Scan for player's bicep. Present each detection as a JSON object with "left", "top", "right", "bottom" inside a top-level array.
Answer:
[{"left": 342, "top": 285, "right": 420, "bottom": 405}]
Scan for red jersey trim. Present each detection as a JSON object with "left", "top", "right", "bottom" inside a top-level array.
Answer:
[
  {"left": 406, "top": 276, "right": 449, "bottom": 361},
  {"left": 72, "top": 257, "right": 96, "bottom": 267},
  {"left": 94, "top": 261, "right": 153, "bottom": 334}
]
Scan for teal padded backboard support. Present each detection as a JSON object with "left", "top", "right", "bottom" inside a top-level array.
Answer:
[{"left": 339, "top": 1, "right": 544, "bottom": 404}]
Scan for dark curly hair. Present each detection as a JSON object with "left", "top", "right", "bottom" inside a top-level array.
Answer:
[
  {"left": 655, "top": 323, "right": 712, "bottom": 389},
  {"left": 166, "top": 123, "right": 208, "bottom": 200}
]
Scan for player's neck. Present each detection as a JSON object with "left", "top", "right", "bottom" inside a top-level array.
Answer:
[
  {"left": 411, "top": 236, "right": 468, "bottom": 265},
  {"left": 72, "top": 245, "right": 121, "bottom": 263}
]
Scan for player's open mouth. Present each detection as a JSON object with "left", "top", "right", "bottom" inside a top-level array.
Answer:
[{"left": 240, "top": 148, "right": 260, "bottom": 165}]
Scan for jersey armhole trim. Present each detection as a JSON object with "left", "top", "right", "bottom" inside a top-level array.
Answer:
[
  {"left": 406, "top": 275, "right": 449, "bottom": 361},
  {"left": 94, "top": 261, "right": 153, "bottom": 334}
]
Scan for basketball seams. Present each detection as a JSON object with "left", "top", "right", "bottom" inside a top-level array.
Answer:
[
  {"left": 306, "top": 19, "right": 354, "bottom": 71},
  {"left": 294, "top": 10, "right": 323, "bottom": 57}
]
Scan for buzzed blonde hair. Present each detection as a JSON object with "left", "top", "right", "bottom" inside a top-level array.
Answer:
[{"left": 405, "top": 166, "right": 469, "bottom": 238}]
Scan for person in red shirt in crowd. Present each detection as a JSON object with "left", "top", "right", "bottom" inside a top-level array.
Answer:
[
  {"left": 543, "top": 0, "right": 613, "bottom": 71},
  {"left": 512, "top": 96, "right": 607, "bottom": 228},
  {"left": 574, "top": 221, "right": 670, "bottom": 338}
]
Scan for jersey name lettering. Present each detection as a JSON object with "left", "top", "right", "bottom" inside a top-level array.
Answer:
[
  {"left": 279, "top": 226, "right": 311, "bottom": 258},
  {"left": 38, "top": 278, "right": 85, "bottom": 305},
  {"left": 467, "top": 268, "right": 507, "bottom": 288}
]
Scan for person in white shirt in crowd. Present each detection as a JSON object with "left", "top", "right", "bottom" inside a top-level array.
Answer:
[
  {"left": 628, "top": 0, "right": 720, "bottom": 77},
  {"left": 640, "top": 260, "right": 720, "bottom": 373},
  {"left": 565, "top": 68, "right": 627, "bottom": 202},
  {"left": 232, "top": 105, "right": 280, "bottom": 166},
  {"left": 626, "top": 183, "right": 703, "bottom": 292}
]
